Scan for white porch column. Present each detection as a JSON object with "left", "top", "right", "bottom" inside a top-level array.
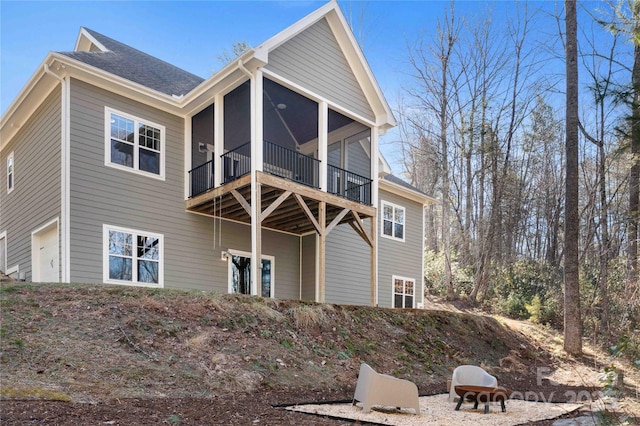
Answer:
[
  {"left": 318, "top": 101, "right": 328, "bottom": 191},
  {"left": 213, "top": 93, "right": 223, "bottom": 188},
  {"left": 250, "top": 71, "right": 264, "bottom": 295},
  {"left": 371, "top": 126, "right": 379, "bottom": 207},
  {"left": 371, "top": 126, "right": 380, "bottom": 306}
]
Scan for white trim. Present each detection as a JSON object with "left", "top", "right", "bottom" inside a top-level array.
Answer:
[
  {"left": 6, "top": 264, "right": 20, "bottom": 278},
  {"left": 62, "top": 76, "right": 71, "bottom": 282},
  {"left": 392, "top": 275, "right": 416, "bottom": 309},
  {"left": 0, "top": 231, "right": 7, "bottom": 273},
  {"left": 226, "top": 249, "right": 275, "bottom": 298},
  {"left": 184, "top": 115, "right": 191, "bottom": 199},
  {"left": 74, "top": 28, "right": 109, "bottom": 52},
  {"left": 380, "top": 200, "right": 406, "bottom": 242},
  {"left": 104, "top": 107, "right": 166, "bottom": 180},
  {"left": 379, "top": 179, "right": 435, "bottom": 205},
  {"left": 102, "top": 224, "right": 164, "bottom": 288},
  {"left": 6, "top": 151, "right": 14, "bottom": 194},
  {"left": 31, "top": 218, "right": 60, "bottom": 283}
]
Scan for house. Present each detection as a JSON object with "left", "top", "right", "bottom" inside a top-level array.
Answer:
[{"left": 0, "top": 1, "right": 434, "bottom": 308}]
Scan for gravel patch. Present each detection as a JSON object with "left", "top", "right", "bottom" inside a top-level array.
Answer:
[{"left": 286, "top": 393, "right": 584, "bottom": 425}]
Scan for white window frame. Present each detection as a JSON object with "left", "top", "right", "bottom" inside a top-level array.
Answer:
[
  {"left": 103, "top": 224, "right": 164, "bottom": 288},
  {"left": 392, "top": 275, "right": 415, "bottom": 309},
  {"left": 7, "top": 151, "right": 14, "bottom": 193},
  {"left": 226, "top": 249, "right": 275, "bottom": 297},
  {"left": 381, "top": 200, "right": 405, "bottom": 242},
  {"left": 104, "top": 107, "right": 165, "bottom": 180}
]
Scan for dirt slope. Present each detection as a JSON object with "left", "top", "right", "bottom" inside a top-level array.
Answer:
[{"left": 1, "top": 283, "right": 637, "bottom": 425}]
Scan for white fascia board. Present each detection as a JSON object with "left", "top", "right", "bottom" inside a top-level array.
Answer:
[
  {"left": 324, "top": 7, "right": 397, "bottom": 130},
  {"left": 52, "top": 54, "right": 183, "bottom": 112},
  {"left": 379, "top": 152, "right": 392, "bottom": 176},
  {"left": 74, "top": 27, "right": 109, "bottom": 52},
  {"left": 1, "top": 54, "right": 187, "bottom": 150},
  {"left": 1, "top": 55, "right": 57, "bottom": 151},
  {"left": 379, "top": 179, "right": 436, "bottom": 206}
]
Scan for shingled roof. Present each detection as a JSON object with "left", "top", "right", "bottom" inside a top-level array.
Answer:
[
  {"left": 59, "top": 28, "right": 205, "bottom": 97},
  {"left": 382, "top": 174, "right": 428, "bottom": 196}
]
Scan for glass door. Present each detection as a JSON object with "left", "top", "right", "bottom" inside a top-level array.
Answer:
[{"left": 228, "top": 251, "right": 274, "bottom": 297}]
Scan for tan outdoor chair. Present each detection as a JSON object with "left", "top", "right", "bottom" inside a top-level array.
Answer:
[
  {"left": 448, "top": 365, "right": 498, "bottom": 402},
  {"left": 352, "top": 363, "right": 421, "bottom": 415}
]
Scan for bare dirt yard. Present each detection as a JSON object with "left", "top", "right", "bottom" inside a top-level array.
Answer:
[{"left": 1, "top": 283, "right": 638, "bottom": 425}]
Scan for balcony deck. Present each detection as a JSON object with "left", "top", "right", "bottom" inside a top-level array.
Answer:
[
  {"left": 187, "top": 141, "right": 374, "bottom": 235},
  {"left": 186, "top": 171, "right": 375, "bottom": 235}
]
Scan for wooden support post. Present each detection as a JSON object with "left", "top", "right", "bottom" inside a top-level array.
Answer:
[
  {"left": 318, "top": 201, "right": 326, "bottom": 303},
  {"left": 370, "top": 216, "right": 377, "bottom": 306},
  {"left": 251, "top": 182, "right": 262, "bottom": 296}
]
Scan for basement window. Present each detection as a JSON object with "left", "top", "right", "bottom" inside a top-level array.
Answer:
[{"left": 103, "top": 225, "right": 163, "bottom": 288}]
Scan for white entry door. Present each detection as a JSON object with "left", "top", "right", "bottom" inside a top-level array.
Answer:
[{"left": 33, "top": 222, "right": 59, "bottom": 282}]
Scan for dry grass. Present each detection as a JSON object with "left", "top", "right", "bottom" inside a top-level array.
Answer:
[{"left": 1, "top": 281, "right": 639, "bottom": 420}]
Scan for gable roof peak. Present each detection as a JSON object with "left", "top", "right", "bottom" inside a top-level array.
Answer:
[
  {"left": 74, "top": 27, "right": 109, "bottom": 53},
  {"left": 62, "top": 27, "right": 205, "bottom": 97}
]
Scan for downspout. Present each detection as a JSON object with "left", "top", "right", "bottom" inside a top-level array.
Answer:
[{"left": 43, "top": 63, "right": 70, "bottom": 283}]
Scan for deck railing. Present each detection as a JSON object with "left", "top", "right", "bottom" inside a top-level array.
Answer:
[
  {"left": 263, "top": 140, "right": 320, "bottom": 188},
  {"left": 189, "top": 141, "right": 372, "bottom": 205},
  {"left": 188, "top": 159, "right": 214, "bottom": 198},
  {"left": 221, "top": 142, "right": 252, "bottom": 184},
  {"left": 327, "top": 164, "right": 372, "bottom": 205}
]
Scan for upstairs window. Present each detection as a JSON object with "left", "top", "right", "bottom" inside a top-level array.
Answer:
[
  {"left": 381, "top": 201, "right": 405, "bottom": 241},
  {"left": 7, "top": 152, "right": 14, "bottom": 193},
  {"left": 106, "top": 108, "right": 165, "bottom": 179}
]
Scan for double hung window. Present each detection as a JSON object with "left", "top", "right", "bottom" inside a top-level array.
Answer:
[
  {"left": 104, "top": 225, "right": 163, "bottom": 287},
  {"left": 381, "top": 201, "right": 405, "bottom": 241},
  {"left": 106, "top": 108, "right": 164, "bottom": 178}
]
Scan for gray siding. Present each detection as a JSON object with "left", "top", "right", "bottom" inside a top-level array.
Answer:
[
  {"left": 301, "top": 233, "right": 315, "bottom": 301},
  {"left": 325, "top": 222, "right": 371, "bottom": 306},
  {"left": 67, "top": 79, "right": 301, "bottom": 295},
  {"left": 215, "top": 220, "right": 301, "bottom": 299},
  {"left": 377, "top": 189, "right": 424, "bottom": 308},
  {"left": 265, "top": 18, "right": 374, "bottom": 122},
  {"left": 68, "top": 79, "right": 220, "bottom": 290},
  {"left": 0, "top": 89, "right": 62, "bottom": 281}
]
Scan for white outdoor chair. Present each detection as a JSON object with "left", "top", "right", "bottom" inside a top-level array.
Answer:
[
  {"left": 352, "top": 363, "right": 421, "bottom": 415},
  {"left": 448, "top": 365, "right": 498, "bottom": 402}
]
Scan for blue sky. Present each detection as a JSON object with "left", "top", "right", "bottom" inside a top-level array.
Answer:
[{"left": 0, "top": 1, "right": 625, "bottom": 172}]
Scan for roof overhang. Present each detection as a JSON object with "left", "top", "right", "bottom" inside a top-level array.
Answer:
[
  {"left": 379, "top": 178, "right": 437, "bottom": 206},
  {"left": 0, "top": 53, "right": 191, "bottom": 150},
  {"left": 2, "top": 1, "right": 397, "bottom": 150}
]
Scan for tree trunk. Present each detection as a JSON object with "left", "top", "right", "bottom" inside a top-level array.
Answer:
[
  {"left": 628, "top": 1, "right": 640, "bottom": 290},
  {"left": 564, "top": 0, "right": 582, "bottom": 356}
]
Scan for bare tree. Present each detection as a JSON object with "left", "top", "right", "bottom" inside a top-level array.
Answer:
[
  {"left": 405, "top": 2, "right": 461, "bottom": 300},
  {"left": 564, "top": 0, "right": 583, "bottom": 356}
]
